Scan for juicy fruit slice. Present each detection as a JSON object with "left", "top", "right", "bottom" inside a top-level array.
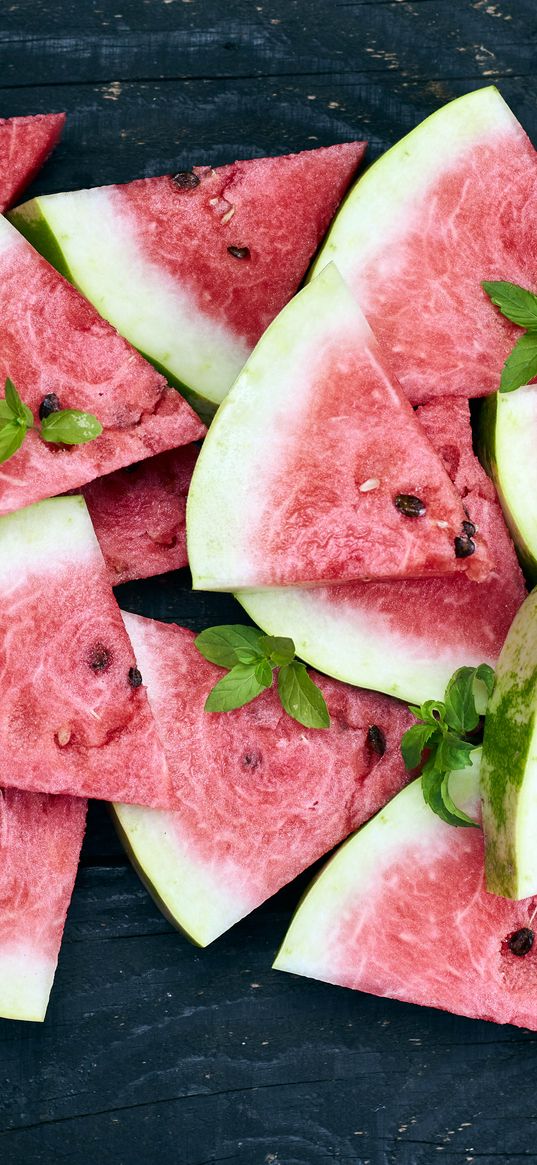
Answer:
[
  {"left": 9, "top": 142, "right": 366, "bottom": 415},
  {"left": 241, "top": 397, "right": 525, "bottom": 702},
  {"left": 481, "top": 589, "right": 537, "bottom": 900},
  {"left": 188, "top": 265, "right": 488, "bottom": 591},
  {"left": 275, "top": 760, "right": 537, "bottom": 1032},
  {"left": 112, "top": 612, "right": 414, "bottom": 946},
  {"left": 480, "top": 386, "right": 537, "bottom": 581},
  {"left": 0, "top": 111, "right": 65, "bottom": 212},
  {"left": 0, "top": 789, "right": 86, "bottom": 1022},
  {"left": 0, "top": 215, "right": 204, "bottom": 517},
  {"left": 0, "top": 496, "right": 173, "bottom": 807},
  {"left": 83, "top": 445, "right": 198, "bottom": 586},
  {"left": 310, "top": 87, "right": 537, "bottom": 404}
]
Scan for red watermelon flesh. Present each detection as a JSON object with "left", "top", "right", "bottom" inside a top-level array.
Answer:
[
  {"left": 311, "top": 88, "right": 537, "bottom": 403},
  {"left": 240, "top": 397, "right": 525, "bottom": 703},
  {"left": 0, "top": 112, "right": 65, "bottom": 212},
  {"left": 0, "top": 216, "right": 205, "bottom": 517},
  {"left": 83, "top": 445, "right": 198, "bottom": 586},
  {"left": 112, "top": 612, "right": 414, "bottom": 946},
  {"left": 0, "top": 496, "right": 173, "bottom": 808},
  {"left": 274, "top": 767, "right": 537, "bottom": 1030},
  {"left": 0, "top": 789, "right": 86, "bottom": 1021}
]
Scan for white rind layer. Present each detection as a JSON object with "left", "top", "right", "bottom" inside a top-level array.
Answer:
[
  {"left": 187, "top": 263, "right": 378, "bottom": 591},
  {"left": 274, "top": 765, "right": 479, "bottom": 981},
  {"left": 0, "top": 495, "right": 98, "bottom": 584},
  {"left": 112, "top": 803, "right": 256, "bottom": 946},
  {"left": 491, "top": 385, "right": 537, "bottom": 567},
  {"left": 0, "top": 944, "right": 56, "bottom": 1022},
  {"left": 29, "top": 187, "right": 250, "bottom": 405},
  {"left": 310, "top": 87, "right": 517, "bottom": 283},
  {"left": 239, "top": 587, "right": 492, "bottom": 704}
]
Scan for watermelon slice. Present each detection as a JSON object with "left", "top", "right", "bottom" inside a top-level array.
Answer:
[
  {"left": 0, "top": 111, "right": 65, "bottom": 212},
  {"left": 83, "top": 445, "right": 198, "bottom": 586},
  {"left": 112, "top": 612, "right": 414, "bottom": 946},
  {"left": 0, "top": 495, "right": 173, "bottom": 807},
  {"left": 274, "top": 759, "right": 537, "bottom": 1031},
  {"left": 9, "top": 142, "right": 366, "bottom": 416},
  {"left": 480, "top": 386, "right": 537, "bottom": 582},
  {"left": 240, "top": 397, "right": 525, "bottom": 703},
  {"left": 0, "top": 214, "right": 204, "bottom": 517},
  {"left": 309, "top": 86, "right": 537, "bottom": 404},
  {"left": 188, "top": 265, "right": 490, "bottom": 590},
  {"left": 0, "top": 789, "right": 86, "bottom": 1022}
]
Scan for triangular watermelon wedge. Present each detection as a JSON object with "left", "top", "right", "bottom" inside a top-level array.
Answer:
[
  {"left": 310, "top": 86, "right": 537, "bottom": 404},
  {"left": 0, "top": 214, "right": 205, "bottom": 517},
  {"left": 9, "top": 142, "right": 366, "bottom": 416},
  {"left": 0, "top": 496, "right": 173, "bottom": 807},
  {"left": 0, "top": 111, "right": 65, "bottom": 212},
  {"left": 82, "top": 445, "right": 198, "bottom": 586},
  {"left": 240, "top": 396, "right": 525, "bottom": 703},
  {"left": 274, "top": 758, "right": 537, "bottom": 1031},
  {"left": 0, "top": 789, "right": 86, "bottom": 1022},
  {"left": 112, "top": 612, "right": 414, "bottom": 946},
  {"left": 188, "top": 264, "right": 491, "bottom": 589}
]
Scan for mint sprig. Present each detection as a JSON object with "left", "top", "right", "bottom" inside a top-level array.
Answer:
[
  {"left": 482, "top": 281, "right": 537, "bottom": 392},
  {"left": 195, "top": 625, "right": 330, "bottom": 729},
  {"left": 0, "top": 378, "right": 102, "bottom": 465},
  {"left": 402, "top": 663, "right": 495, "bottom": 828}
]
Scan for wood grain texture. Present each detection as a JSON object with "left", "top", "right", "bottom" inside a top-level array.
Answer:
[{"left": 2, "top": 1, "right": 537, "bottom": 1162}]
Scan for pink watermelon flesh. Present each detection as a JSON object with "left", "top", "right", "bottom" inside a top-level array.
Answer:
[
  {"left": 111, "top": 143, "right": 366, "bottom": 352},
  {"left": 0, "top": 220, "right": 205, "bottom": 517},
  {"left": 117, "top": 612, "right": 415, "bottom": 943},
  {"left": 0, "top": 112, "right": 65, "bottom": 212},
  {"left": 315, "top": 792, "right": 537, "bottom": 1029},
  {"left": 83, "top": 445, "right": 198, "bottom": 586},
  {"left": 0, "top": 497, "right": 173, "bottom": 808},
  {"left": 0, "top": 789, "right": 86, "bottom": 1021}
]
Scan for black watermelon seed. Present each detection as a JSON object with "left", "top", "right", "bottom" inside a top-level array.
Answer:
[
  {"left": 227, "top": 245, "right": 251, "bottom": 260},
  {"left": 367, "top": 725, "right": 386, "bottom": 757},
  {"left": 454, "top": 534, "right": 476, "bottom": 559},
  {"left": 242, "top": 750, "right": 262, "bottom": 770},
  {"left": 462, "top": 519, "right": 477, "bottom": 537},
  {"left": 128, "top": 666, "right": 143, "bottom": 688},
  {"left": 39, "top": 392, "right": 61, "bottom": 420},
  {"left": 171, "top": 170, "right": 200, "bottom": 189},
  {"left": 394, "top": 494, "right": 426, "bottom": 518},
  {"left": 89, "top": 643, "right": 112, "bottom": 672},
  {"left": 507, "top": 927, "right": 534, "bottom": 956}
]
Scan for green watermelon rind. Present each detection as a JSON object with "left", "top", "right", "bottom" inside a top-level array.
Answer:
[{"left": 479, "top": 389, "right": 537, "bottom": 585}]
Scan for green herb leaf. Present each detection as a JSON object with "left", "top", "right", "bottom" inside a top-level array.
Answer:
[
  {"left": 444, "top": 666, "right": 480, "bottom": 735},
  {"left": 3, "top": 377, "right": 33, "bottom": 427},
  {"left": 204, "top": 662, "right": 270, "bottom": 712},
  {"left": 259, "top": 635, "right": 296, "bottom": 666},
  {"left": 277, "top": 661, "right": 330, "bottom": 729},
  {"left": 0, "top": 420, "right": 27, "bottom": 464},
  {"left": 417, "top": 699, "right": 447, "bottom": 726},
  {"left": 482, "top": 280, "right": 537, "bottom": 330},
  {"left": 195, "top": 625, "right": 264, "bottom": 670},
  {"left": 421, "top": 763, "right": 473, "bottom": 829},
  {"left": 473, "top": 663, "right": 495, "bottom": 714},
  {"left": 40, "top": 409, "right": 103, "bottom": 444},
  {"left": 436, "top": 734, "right": 475, "bottom": 772},
  {"left": 499, "top": 332, "right": 537, "bottom": 393},
  {"left": 254, "top": 658, "right": 273, "bottom": 687},
  {"left": 401, "top": 722, "right": 440, "bottom": 770},
  {"left": 439, "top": 772, "right": 479, "bottom": 829}
]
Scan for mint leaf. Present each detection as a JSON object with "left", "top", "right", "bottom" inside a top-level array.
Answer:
[
  {"left": 473, "top": 663, "right": 495, "bottom": 714},
  {"left": 40, "top": 409, "right": 103, "bottom": 444},
  {"left": 418, "top": 699, "right": 446, "bottom": 725},
  {"left": 444, "top": 667, "right": 480, "bottom": 735},
  {"left": 4, "top": 377, "right": 33, "bottom": 427},
  {"left": 499, "top": 333, "right": 537, "bottom": 393},
  {"left": 277, "top": 661, "right": 330, "bottom": 729},
  {"left": 482, "top": 281, "right": 537, "bottom": 331},
  {"left": 260, "top": 635, "right": 295, "bottom": 666},
  {"left": 204, "top": 662, "right": 269, "bottom": 712},
  {"left": 421, "top": 763, "right": 472, "bottom": 829},
  {"left": 0, "top": 420, "right": 27, "bottom": 464},
  {"left": 401, "top": 722, "right": 440, "bottom": 770},
  {"left": 439, "top": 772, "right": 479, "bottom": 829},
  {"left": 195, "top": 625, "right": 264, "bottom": 669},
  {"left": 255, "top": 658, "right": 273, "bottom": 687},
  {"left": 436, "top": 734, "right": 475, "bottom": 772}
]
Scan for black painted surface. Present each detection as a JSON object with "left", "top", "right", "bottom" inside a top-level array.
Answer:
[{"left": 2, "top": 3, "right": 537, "bottom": 1162}]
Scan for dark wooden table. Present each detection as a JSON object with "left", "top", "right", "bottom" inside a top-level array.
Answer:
[{"left": 2, "top": 3, "right": 537, "bottom": 1162}]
